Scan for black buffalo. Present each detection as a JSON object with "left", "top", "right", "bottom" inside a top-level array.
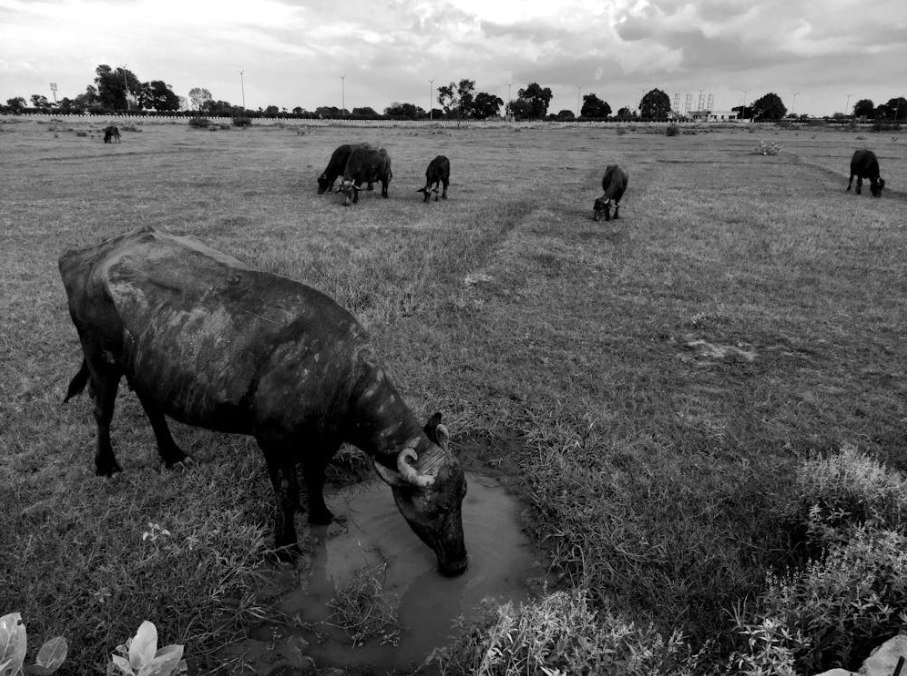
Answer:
[
  {"left": 338, "top": 147, "right": 392, "bottom": 206},
  {"left": 317, "top": 143, "right": 371, "bottom": 194},
  {"left": 416, "top": 155, "right": 450, "bottom": 202},
  {"left": 847, "top": 149, "right": 885, "bottom": 197},
  {"left": 103, "top": 126, "right": 121, "bottom": 144},
  {"left": 593, "top": 165, "right": 628, "bottom": 222},
  {"left": 59, "top": 226, "right": 468, "bottom": 577}
]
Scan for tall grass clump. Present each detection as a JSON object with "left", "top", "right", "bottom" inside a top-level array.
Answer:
[
  {"left": 431, "top": 589, "right": 698, "bottom": 676},
  {"left": 782, "top": 442, "right": 907, "bottom": 555},
  {"left": 732, "top": 445, "right": 907, "bottom": 674}
]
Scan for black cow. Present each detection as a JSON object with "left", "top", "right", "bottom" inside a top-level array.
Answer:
[
  {"left": 338, "top": 147, "right": 392, "bottom": 206},
  {"left": 103, "top": 126, "right": 121, "bottom": 144},
  {"left": 317, "top": 143, "right": 371, "bottom": 194},
  {"left": 59, "top": 226, "right": 468, "bottom": 577},
  {"left": 847, "top": 149, "right": 885, "bottom": 197},
  {"left": 417, "top": 155, "right": 450, "bottom": 202},
  {"left": 592, "top": 165, "right": 628, "bottom": 221}
]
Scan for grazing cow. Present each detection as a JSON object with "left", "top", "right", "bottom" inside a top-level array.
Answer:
[
  {"left": 417, "top": 155, "right": 451, "bottom": 202},
  {"left": 103, "top": 126, "right": 121, "bottom": 144},
  {"left": 338, "top": 147, "right": 392, "bottom": 206},
  {"left": 593, "top": 165, "right": 628, "bottom": 222},
  {"left": 59, "top": 226, "right": 469, "bottom": 577},
  {"left": 847, "top": 149, "right": 885, "bottom": 197},
  {"left": 317, "top": 143, "right": 371, "bottom": 194}
]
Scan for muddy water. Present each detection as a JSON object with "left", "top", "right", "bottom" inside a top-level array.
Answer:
[{"left": 277, "top": 474, "right": 545, "bottom": 673}]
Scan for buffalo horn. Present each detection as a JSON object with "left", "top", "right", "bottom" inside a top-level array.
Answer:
[{"left": 398, "top": 447, "right": 435, "bottom": 487}]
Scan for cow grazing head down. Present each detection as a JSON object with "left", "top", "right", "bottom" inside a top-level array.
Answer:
[
  {"left": 416, "top": 155, "right": 451, "bottom": 203},
  {"left": 847, "top": 149, "right": 885, "bottom": 197},
  {"left": 592, "top": 164, "right": 628, "bottom": 221},
  {"left": 103, "top": 126, "right": 120, "bottom": 143},
  {"left": 59, "top": 226, "right": 466, "bottom": 578}
]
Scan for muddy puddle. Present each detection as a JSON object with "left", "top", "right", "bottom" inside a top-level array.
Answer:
[{"left": 233, "top": 473, "right": 546, "bottom": 675}]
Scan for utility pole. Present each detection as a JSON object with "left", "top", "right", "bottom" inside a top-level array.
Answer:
[
  {"left": 741, "top": 90, "right": 750, "bottom": 119},
  {"left": 240, "top": 70, "right": 245, "bottom": 109},
  {"left": 121, "top": 64, "right": 129, "bottom": 111},
  {"left": 507, "top": 82, "right": 512, "bottom": 120},
  {"left": 341, "top": 75, "right": 346, "bottom": 116},
  {"left": 577, "top": 85, "right": 582, "bottom": 118},
  {"left": 791, "top": 92, "right": 799, "bottom": 116},
  {"left": 429, "top": 78, "right": 434, "bottom": 120},
  {"left": 845, "top": 93, "right": 853, "bottom": 116}
]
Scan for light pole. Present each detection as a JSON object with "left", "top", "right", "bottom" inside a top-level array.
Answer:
[
  {"left": 121, "top": 64, "right": 129, "bottom": 111},
  {"left": 577, "top": 85, "right": 582, "bottom": 118},
  {"left": 507, "top": 82, "right": 512, "bottom": 120},
  {"left": 741, "top": 90, "right": 750, "bottom": 119},
  {"left": 429, "top": 78, "right": 434, "bottom": 120},
  {"left": 845, "top": 93, "right": 853, "bottom": 116},
  {"left": 791, "top": 92, "right": 799, "bottom": 116},
  {"left": 341, "top": 75, "right": 346, "bottom": 116},
  {"left": 240, "top": 70, "right": 245, "bottom": 109},
  {"left": 49, "top": 83, "right": 57, "bottom": 105}
]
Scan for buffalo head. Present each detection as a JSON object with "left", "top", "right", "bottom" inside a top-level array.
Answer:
[
  {"left": 372, "top": 421, "right": 468, "bottom": 577},
  {"left": 593, "top": 196, "right": 612, "bottom": 222},
  {"left": 871, "top": 177, "right": 886, "bottom": 197},
  {"left": 317, "top": 173, "right": 334, "bottom": 194}
]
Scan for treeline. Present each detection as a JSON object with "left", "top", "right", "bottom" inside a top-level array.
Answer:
[{"left": 3, "top": 64, "right": 905, "bottom": 123}]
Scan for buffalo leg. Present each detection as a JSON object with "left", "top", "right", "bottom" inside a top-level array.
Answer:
[
  {"left": 855, "top": 176, "right": 863, "bottom": 194},
  {"left": 847, "top": 174, "right": 854, "bottom": 191},
  {"left": 301, "top": 452, "right": 334, "bottom": 525},
  {"left": 88, "top": 364, "right": 123, "bottom": 476},
  {"left": 260, "top": 444, "right": 300, "bottom": 553},
  {"left": 134, "top": 390, "right": 192, "bottom": 469},
  {"left": 381, "top": 179, "right": 389, "bottom": 198},
  {"left": 613, "top": 203, "right": 620, "bottom": 220},
  {"left": 441, "top": 180, "right": 448, "bottom": 200}
]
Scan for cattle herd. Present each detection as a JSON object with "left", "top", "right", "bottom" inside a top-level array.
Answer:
[{"left": 65, "top": 133, "right": 889, "bottom": 578}]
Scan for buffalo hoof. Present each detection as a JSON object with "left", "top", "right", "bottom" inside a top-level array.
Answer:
[
  {"left": 96, "top": 461, "right": 123, "bottom": 478},
  {"left": 167, "top": 456, "right": 195, "bottom": 471}
]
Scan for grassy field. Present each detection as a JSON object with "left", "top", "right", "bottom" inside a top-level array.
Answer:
[{"left": 1, "top": 116, "right": 905, "bottom": 675}]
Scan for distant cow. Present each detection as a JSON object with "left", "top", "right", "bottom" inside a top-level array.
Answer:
[
  {"left": 338, "top": 147, "right": 392, "bottom": 206},
  {"left": 318, "top": 143, "right": 371, "bottom": 194},
  {"left": 103, "top": 126, "right": 121, "bottom": 144},
  {"left": 592, "top": 165, "right": 628, "bottom": 221},
  {"left": 417, "top": 155, "right": 450, "bottom": 202},
  {"left": 847, "top": 149, "right": 885, "bottom": 197}
]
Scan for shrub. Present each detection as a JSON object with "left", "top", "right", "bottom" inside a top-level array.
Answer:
[
  {"left": 232, "top": 116, "right": 252, "bottom": 128},
  {"left": 429, "top": 589, "right": 696, "bottom": 676},
  {"left": 326, "top": 564, "right": 400, "bottom": 648},
  {"left": 187, "top": 117, "right": 209, "bottom": 129},
  {"left": 871, "top": 120, "right": 901, "bottom": 133},
  {"left": 0, "top": 613, "right": 68, "bottom": 675},
  {"left": 783, "top": 443, "right": 907, "bottom": 554},
  {"left": 665, "top": 125, "right": 680, "bottom": 137},
  {"left": 739, "top": 528, "right": 907, "bottom": 673},
  {"left": 752, "top": 141, "right": 782, "bottom": 155}
]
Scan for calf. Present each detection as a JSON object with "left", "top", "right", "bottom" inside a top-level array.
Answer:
[
  {"left": 318, "top": 142, "right": 371, "bottom": 193},
  {"left": 847, "top": 149, "right": 885, "bottom": 197},
  {"left": 417, "top": 155, "right": 450, "bottom": 202},
  {"left": 593, "top": 164, "right": 628, "bottom": 221},
  {"left": 338, "top": 147, "right": 392, "bottom": 206},
  {"left": 103, "top": 126, "right": 121, "bottom": 143}
]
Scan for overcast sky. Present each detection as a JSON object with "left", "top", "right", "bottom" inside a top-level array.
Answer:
[{"left": 1, "top": 0, "right": 904, "bottom": 117}]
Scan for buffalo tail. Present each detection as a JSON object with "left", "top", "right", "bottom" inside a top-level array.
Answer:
[{"left": 64, "top": 359, "right": 90, "bottom": 402}]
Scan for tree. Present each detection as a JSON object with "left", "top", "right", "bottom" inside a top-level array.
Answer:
[
  {"left": 516, "top": 82, "right": 553, "bottom": 119},
  {"left": 71, "top": 86, "right": 99, "bottom": 113},
  {"left": 384, "top": 102, "right": 424, "bottom": 119},
  {"left": 508, "top": 98, "right": 532, "bottom": 120},
  {"left": 352, "top": 106, "right": 379, "bottom": 117},
  {"left": 853, "top": 99, "right": 875, "bottom": 119},
  {"left": 94, "top": 64, "right": 141, "bottom": 111},
  {"left": 881, "top": 97, "right": 906, "bottom": 120},
  {"left": 639, "top": 88, "right": 671, "bottom": 120},
  {"left": 555, "top": 109, "right": 575, "bottom": 121},
  {"left": 188, "top": 87, "right": 213, "bottom": 112},
  {"left": 750, "top": 92, "right": 787, "bottom": 120},
  {"left": 581, "top": 93, "right": 611, "bottom": 118},
  {"left": 30, "top": 94, "right": 52, "bottom": 111},
  {"left": 616, "top": 107, "right": 635, "bottom": 121},
  {"left": 472, "top": 92, "right": 503, "bottom": 119},
  {"left": 315, "top": 105, "right": 344, "bottom": 117},
  {"left": 437, "top": 79, "right": 476, "bottom": 119},
  {"left": 139, "top": 80, "right": 180, "bottom": 112},
  {"left": 731, "top": 105, "right": 754, "bottom": 120},
  {"left": 5, "top": 97, "right": 26, "bottom": 114}
]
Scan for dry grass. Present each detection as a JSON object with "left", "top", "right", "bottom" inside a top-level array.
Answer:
[{"left": 1, "top": 117, "right": 905, "bottom": 673}]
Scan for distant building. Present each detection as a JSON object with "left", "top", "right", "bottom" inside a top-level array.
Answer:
[{"left": 688, "top": 109, "right": 741, "bottom": 122}]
